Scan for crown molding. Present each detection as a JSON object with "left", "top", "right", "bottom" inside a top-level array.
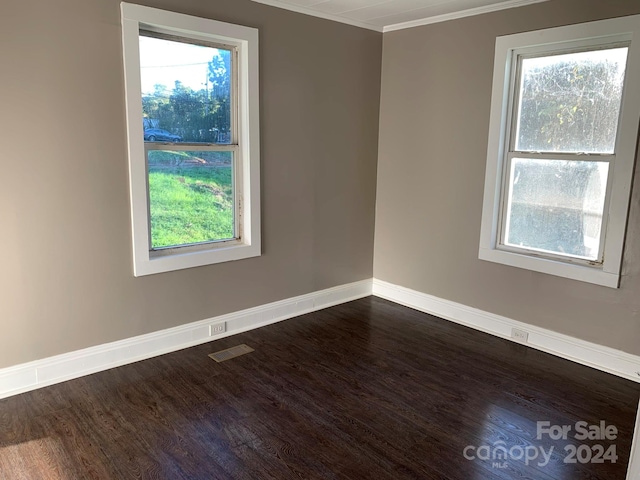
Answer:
[
  {"left": 250, "top": 0, "right": 549, "bottom": 33},
  {"left": 250, "top": 0, "right": 383, "bottom": 31},
  {"left": 383, "top": 0, "right": 549, "bottom": 32}
]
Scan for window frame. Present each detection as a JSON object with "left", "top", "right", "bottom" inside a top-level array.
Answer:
[
  {"left": 479, "top": 15, "right": 640, "bottom": 288},
  {"left": 121, "top": 3, "right": 260, "bottom": 277}
]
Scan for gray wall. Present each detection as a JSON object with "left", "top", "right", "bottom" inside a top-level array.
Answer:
[
  {"left": 3, "top": 0, "right": 639, "bottom": 371},
  {"left": 0, "top": 0, "right": 381, "bottom": 368},
  {"left": 375, "top": 0, "right": 640, "bottom": 355}
]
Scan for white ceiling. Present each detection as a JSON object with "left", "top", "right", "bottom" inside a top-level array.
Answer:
[{"left": 251, "top": 0, "right": 548, "bottom": 32}]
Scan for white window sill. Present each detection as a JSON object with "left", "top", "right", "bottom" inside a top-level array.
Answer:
[
  {"left": 478, "top": 247, "right": 620, "bottom": 288},
  {"left": 134, "top": 242, "right": 260, "bottom": 277}
]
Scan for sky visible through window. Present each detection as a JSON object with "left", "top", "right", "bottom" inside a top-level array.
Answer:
[{"left": 139, "top": 36, "right": 221, "bottom": 95}]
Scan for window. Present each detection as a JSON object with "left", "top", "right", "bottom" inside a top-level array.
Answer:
[
  {"left": 479, "top": 15, "right": 640, "bottom": 288},
  {"left": 121, "top": 4, "right": 260, "bottom": 276}
]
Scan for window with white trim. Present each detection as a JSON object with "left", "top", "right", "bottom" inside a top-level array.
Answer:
[
  {"left": 479, "top": 15, "right": 640, "bottom": 288},
  {"left": 121, "top": 3, "right": 260, "bottom": 276}
]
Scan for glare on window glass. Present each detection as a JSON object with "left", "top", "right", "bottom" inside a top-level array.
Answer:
[
  {"left": 139, "top": 34, "right": 232, "bottom": 144},
  {"left": 504, "top": 158, "right": 609, "bottom": 260},
  {"left": 515, "top": 47, "right": 628, "bottom": 154}
]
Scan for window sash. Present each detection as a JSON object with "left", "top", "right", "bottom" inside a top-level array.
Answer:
[
  {"left": 497, "top": 153, "right": 614, "bottom": 265},
  {"left": 496, "top": 41, "right": 629, "bottom": 266},
  {"left": 139, "top": 30, "right": 242, "bottom": 255},
  {"left": 507, "top": 41, "right": 631, "bottom": 155},
  {"left": 139, "top": 30, "right": 239, "bottom": 146},
  {"left": 144, "top": 142, "right": 242, "bottom": 256}
]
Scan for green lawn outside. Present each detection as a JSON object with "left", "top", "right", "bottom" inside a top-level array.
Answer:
[{"left": 148, "top": 151, "right": 234, "bottom": 249}]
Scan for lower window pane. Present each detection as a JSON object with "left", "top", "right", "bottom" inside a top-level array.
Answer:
[
  {"left": 147, "top": 150, "right": 234, "bottom": 249},
  {"left": 504, "top": 158, "right": 608, "bottom": 260}
]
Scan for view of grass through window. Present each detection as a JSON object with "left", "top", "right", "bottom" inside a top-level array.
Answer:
[
  {"left": 148, "top": 151, "right": 234, "bottom": 249},
  {"left": 139, "top": 33, "right": 235, "bottom": 250}
]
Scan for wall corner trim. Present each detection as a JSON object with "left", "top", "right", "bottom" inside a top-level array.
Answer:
[
  {"left": 372, "top": 278, "right": 640, "bottom": 383},
  {"left": 0, "top": 279, "right": 372, "bottom": 400}
]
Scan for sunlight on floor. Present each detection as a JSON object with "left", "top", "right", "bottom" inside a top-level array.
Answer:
[{"left": 0, "top": 438, "right": 68, "bottom": 480}]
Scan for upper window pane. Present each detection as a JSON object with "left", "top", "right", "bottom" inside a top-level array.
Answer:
[
  {"left": 514, "top": 47, "right": 628, "bottom": 154},
  {"left": 139, "top": 34, "right": 232, "bottom": 144}
]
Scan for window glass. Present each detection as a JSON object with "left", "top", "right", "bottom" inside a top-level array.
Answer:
[
  {"left": 139, "top": 34, "right": 232, "bottom": 144},
  {"left": 504, "top": 158, "right": 608, "bottom": 260},
  {"left": 515, "top": 47, "right": 628, "bottom": 154},
  {"left": 148, "top": 150, "right": 234, "bottom": 249}
]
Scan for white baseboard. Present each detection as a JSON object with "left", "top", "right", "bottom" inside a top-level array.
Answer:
[
  {"left": 0, "top": 279, "right": 372, "bottom": 399},
  {"left": 5, "top": 277, "right": 639, "bottom": 399},
  {"left": 372, "top": 278, "right": 640, "bottom": 383}
]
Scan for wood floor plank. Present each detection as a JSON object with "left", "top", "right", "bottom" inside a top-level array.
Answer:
[{"left": 0, "top": 296, "right": 638, "bottom": 479}]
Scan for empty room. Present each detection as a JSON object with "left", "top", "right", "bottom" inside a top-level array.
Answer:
[{"left": 1, "top": 0, "right": 640, "bottom": 478}]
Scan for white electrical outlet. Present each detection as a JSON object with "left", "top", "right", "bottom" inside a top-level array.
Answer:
[
  {"left": 210, "top": 322, "right": 227, "bottom": 336},
  {"left": 512, "top": 328, "right": 529, "bottom": 342}
]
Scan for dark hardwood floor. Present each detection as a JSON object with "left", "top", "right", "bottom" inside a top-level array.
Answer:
[{"left": 1, "top": 296, "right": 638, "bottom": 479}]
